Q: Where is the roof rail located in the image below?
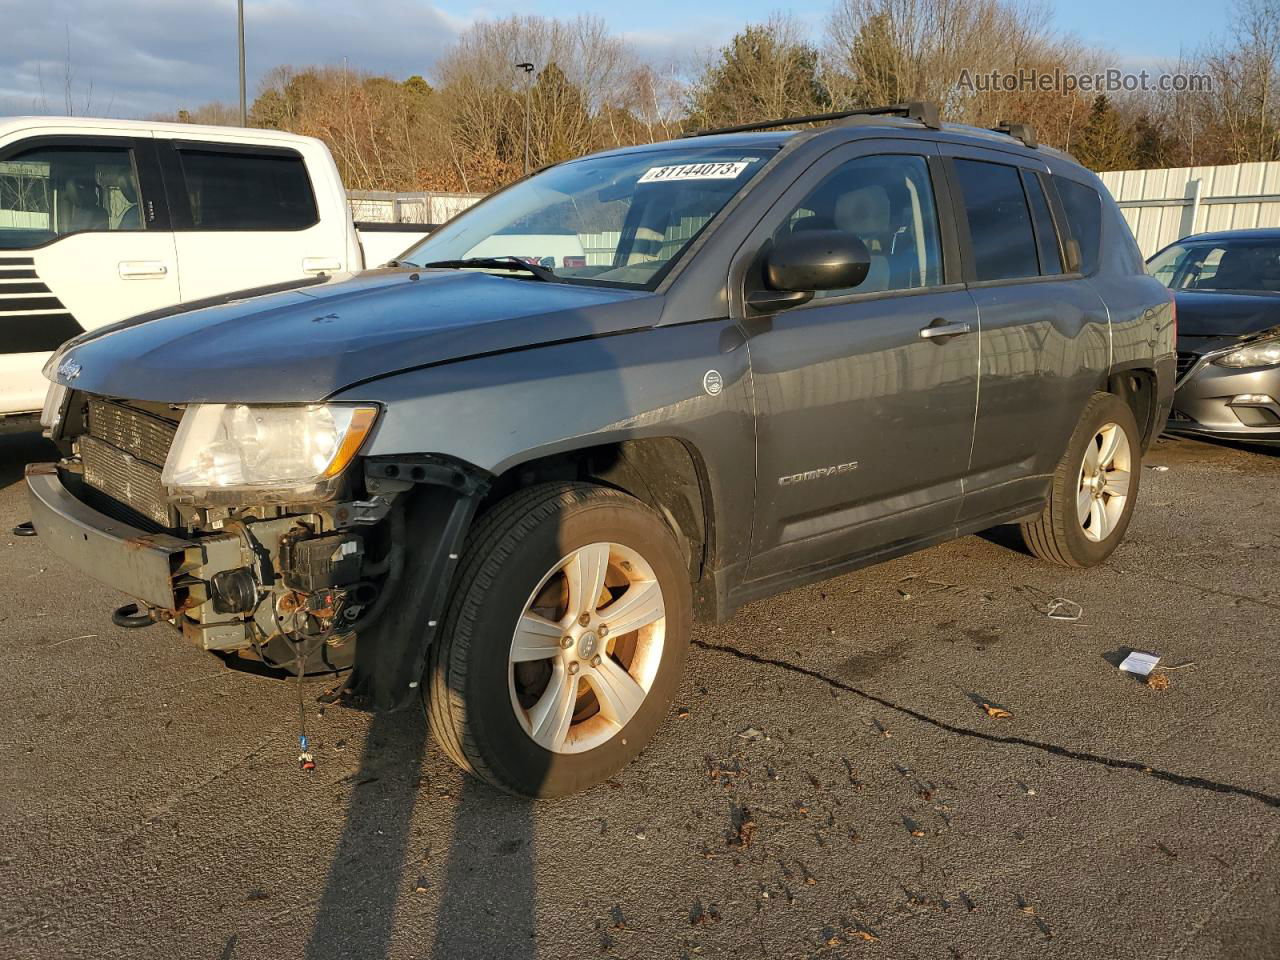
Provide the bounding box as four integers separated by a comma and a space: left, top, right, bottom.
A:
992, 121, 1038, 149
691, 101, 942, 138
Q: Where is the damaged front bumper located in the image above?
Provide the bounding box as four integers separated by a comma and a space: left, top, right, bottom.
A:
27, 462, 198, 611
25, 455, 491, 710
1168, 359, 1280, 444
25, 462, 277, 650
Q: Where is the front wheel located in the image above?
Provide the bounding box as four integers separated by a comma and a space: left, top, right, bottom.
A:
1020, 392, 1141, 567
426, 482, 691, 798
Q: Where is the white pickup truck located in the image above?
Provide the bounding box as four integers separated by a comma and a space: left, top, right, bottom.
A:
0, 117, 432, 429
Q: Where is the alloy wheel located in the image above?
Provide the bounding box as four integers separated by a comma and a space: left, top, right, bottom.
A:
508, 542, 666, 754
1076, 421, 1132, 542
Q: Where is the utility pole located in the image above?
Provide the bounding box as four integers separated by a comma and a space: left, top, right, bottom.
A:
237, 0, 247, 126
516, 62, 534, 175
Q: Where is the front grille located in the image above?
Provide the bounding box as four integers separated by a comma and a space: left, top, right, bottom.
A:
80, 399, 180, 529
1176, 351, 1201, 382
87, 398, 178, 465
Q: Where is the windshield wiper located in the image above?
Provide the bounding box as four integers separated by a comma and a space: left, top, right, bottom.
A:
414, 256, 560, 282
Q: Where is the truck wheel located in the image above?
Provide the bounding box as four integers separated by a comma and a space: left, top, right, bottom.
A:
1020, 392, 1141, 567
426, 482, 691, 798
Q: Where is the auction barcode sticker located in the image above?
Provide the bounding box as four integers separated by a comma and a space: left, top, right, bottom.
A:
638, 160, 751, 183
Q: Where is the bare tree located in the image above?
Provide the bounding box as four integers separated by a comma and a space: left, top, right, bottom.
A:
822, 0, 1107, 153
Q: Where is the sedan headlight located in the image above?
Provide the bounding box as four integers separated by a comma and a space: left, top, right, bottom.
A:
1214, 337, 1280, 368
162, 403, 379, 500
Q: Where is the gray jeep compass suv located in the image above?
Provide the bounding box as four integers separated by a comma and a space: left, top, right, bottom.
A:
25, 103, 1175, 797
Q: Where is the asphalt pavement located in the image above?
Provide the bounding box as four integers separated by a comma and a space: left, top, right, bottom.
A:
1, 429, 1277, 960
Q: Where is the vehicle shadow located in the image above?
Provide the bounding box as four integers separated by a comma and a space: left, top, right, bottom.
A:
0, 430, 56, 491
973, 522, 1033, 556
303, 707, 428, 960
1179, 434, 1280, 459
302, 705, 537, 960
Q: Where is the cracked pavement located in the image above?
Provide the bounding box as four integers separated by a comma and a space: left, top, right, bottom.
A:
1, 430, 1278, 960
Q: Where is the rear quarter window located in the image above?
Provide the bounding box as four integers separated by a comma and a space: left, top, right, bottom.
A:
1055, 177, 1103, 274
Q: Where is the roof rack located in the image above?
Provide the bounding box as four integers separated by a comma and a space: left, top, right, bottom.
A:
992, 121, 1038, 149
692, 101, 942, 138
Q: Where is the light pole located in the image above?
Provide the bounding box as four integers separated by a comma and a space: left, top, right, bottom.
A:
516, 61, 534, 175
237, 0, 247, 126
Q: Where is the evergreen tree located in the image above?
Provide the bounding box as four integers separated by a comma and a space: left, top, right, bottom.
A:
1073, 95, 1135, 171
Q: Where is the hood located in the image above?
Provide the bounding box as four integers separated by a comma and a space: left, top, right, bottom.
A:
1173, 290, 1280, 338
56, 269, 658, 403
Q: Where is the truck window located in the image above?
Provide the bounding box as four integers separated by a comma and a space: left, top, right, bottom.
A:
774, 154, 943, 296
1054, 177, 1103, 275
952, 159, 1040, 281
0, 145, 144, 249
175, 148, 318, 231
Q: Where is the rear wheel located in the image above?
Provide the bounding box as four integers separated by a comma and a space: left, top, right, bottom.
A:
1021, 392, 1141, 567
427, 482, 691, 798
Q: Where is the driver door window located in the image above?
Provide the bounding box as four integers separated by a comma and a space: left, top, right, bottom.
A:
0, 145, 145, 250
773, 154, 943, 297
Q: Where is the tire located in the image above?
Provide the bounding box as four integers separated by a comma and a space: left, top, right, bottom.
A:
426, 481, 692, 798
1020, 391, 1142, 567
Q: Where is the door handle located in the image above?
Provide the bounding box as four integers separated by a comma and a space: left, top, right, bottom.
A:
918, 319, 972, 340
118, 261, 168, 279
302, 257, 343, 275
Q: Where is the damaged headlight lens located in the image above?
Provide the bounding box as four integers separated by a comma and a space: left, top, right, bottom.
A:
162, 403, 379, 495
1214, 337, 1280, 368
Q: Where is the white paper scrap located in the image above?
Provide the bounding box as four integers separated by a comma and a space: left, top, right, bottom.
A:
1118, 651, 1161, 676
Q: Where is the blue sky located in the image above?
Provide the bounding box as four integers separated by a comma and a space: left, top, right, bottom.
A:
0, 0, 1215, 118
435, 0, 1207, 65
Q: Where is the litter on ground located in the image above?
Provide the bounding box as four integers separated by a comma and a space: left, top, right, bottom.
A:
1046, 598, 1083, 621
1118, 651, 1161, 676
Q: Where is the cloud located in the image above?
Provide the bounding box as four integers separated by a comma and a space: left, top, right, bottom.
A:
0, 0, 467, 117
620, 17, 740, 73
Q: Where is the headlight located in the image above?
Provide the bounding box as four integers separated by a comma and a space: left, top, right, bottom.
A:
162, 403, 378, 499
39, 381, 70, 432
1214, 337, 1280, 368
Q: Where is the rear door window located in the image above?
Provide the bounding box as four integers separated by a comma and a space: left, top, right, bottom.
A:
1054, 177, 1103, 274
175, 147, 317, 231
0, 143, 145, 249
1021, 172, 1064, 275
952, 159, 1039, 281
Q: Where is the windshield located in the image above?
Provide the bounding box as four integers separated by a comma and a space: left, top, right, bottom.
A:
399, 147, 775, 288
1148, 238, 1280, 293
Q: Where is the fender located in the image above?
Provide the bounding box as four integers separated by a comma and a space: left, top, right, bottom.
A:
349, 455, 491, 711
331, 319, 758, 584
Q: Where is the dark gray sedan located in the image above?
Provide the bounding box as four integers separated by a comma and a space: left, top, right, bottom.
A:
1150, 228, 1280, 443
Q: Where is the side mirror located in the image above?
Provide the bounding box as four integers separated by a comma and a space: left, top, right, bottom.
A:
748, 230, 872, 312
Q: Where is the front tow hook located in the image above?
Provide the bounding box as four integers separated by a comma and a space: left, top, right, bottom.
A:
112, 602, 162, 629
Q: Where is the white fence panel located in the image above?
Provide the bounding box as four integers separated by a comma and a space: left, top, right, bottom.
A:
346, 190, 485, 225
1099, 160, 1280, 257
